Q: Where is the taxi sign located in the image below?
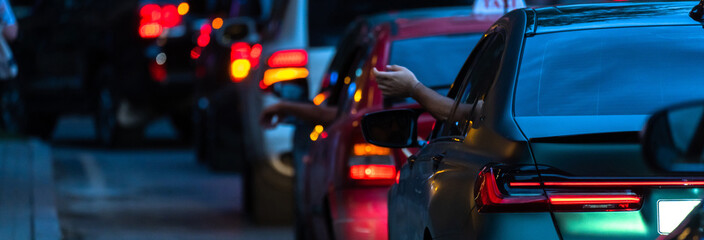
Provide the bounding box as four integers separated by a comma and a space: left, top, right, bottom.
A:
472, 0, 526, 15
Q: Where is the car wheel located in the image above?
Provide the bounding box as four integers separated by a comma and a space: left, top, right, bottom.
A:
247, 162, 295, 225
194, 105, 208, 163
205, 105, 247, 171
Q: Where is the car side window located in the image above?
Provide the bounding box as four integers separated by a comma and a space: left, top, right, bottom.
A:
433, 33, 506, 139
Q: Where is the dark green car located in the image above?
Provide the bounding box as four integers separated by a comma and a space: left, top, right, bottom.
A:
362, 2, 704, 239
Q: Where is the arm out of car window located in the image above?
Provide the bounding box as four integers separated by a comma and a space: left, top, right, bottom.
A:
373, 65, 457, 121
260, 101, 337, 128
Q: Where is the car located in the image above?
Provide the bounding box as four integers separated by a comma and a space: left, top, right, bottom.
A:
299, 6, 501, 239
192, 0, 475, 225
360, 2, 704, 239
94, 0, 231, 146
1, 0, 137, 139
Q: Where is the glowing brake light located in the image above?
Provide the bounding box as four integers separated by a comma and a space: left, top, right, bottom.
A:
475, 165, 643, 213
261, 68, 309, 88
350, 165, 396, 180
138, 4, 182, 38
229, 42, 262, 82
160, 5, 181, 28
268, 49, 307, 67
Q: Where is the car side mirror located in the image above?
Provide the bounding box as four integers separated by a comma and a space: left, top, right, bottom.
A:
215, 17, 259, 46
361, 109, 420, 148
642, 100, 704, 172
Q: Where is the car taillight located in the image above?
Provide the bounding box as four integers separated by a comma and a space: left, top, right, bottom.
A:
229, 42, 262, 82
348, 143, 396, 185
160, 5, 181, 28
475, 164, 643, 213
268, 50, 308, 68
138, 3, 183, 38
260, 49, 308, 89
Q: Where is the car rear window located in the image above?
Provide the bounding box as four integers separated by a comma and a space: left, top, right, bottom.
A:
515, 25, 704, 117
387, 33, 481, 103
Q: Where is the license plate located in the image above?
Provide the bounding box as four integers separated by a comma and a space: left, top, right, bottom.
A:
657, 199, 701, 234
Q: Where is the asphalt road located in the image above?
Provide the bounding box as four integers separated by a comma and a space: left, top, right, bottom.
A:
51, 116, 294, 240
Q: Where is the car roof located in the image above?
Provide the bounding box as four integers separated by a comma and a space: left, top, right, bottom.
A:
531, 1, 701, 34
364, 6, 498, 39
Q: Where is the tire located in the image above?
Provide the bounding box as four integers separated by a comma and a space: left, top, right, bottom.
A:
194, 106, 208, 163
205, 104, 247, 171
247, 162, 295, 225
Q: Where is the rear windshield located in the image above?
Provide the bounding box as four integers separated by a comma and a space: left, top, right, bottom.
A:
515, 26, 704, 117
388, 33, 481, 102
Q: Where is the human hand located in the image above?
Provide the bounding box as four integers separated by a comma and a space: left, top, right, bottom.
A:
372, 65, 420, 98
260, 102, 287, 128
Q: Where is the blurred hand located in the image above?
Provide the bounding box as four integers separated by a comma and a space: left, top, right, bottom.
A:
3, 24, 17, 42
260, 102, 287, 128
372, 65, 420, 98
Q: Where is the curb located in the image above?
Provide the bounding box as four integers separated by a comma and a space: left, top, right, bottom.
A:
29, 139, 61, 240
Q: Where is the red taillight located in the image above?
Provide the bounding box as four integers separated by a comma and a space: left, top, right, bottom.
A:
160, 5, 181, 27
139, 4, 182, 38
350, 165, 396, 180
268, 49, 307, 68
347, 143, 396, 185
549, 194, 641, 211
229, 42, 262, 82
475, 164, 643, 213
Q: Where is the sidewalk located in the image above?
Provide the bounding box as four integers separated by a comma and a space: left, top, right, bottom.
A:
0, 139, 61, 240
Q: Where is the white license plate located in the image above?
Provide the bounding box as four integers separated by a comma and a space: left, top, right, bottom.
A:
657, 199, 701, 234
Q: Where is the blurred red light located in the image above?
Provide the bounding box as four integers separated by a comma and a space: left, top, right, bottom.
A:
349, 165, 396, 180
160, 5, 181, 28
190, 47, 201, 59
200, 23, 212, 35
140, 4, 161, 20
250, 44, 262, 68
197, 35, 210, 47
148, 62, 167, 82
230, 42, 251, 60
268, 49, 307, 67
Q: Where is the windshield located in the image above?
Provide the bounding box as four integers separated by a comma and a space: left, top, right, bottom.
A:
515, 25, 704, 117
387, 33, 481, 103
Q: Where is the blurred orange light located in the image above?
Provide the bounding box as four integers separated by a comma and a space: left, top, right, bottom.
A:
262, 68, 308, 87
177, 2, 189, 15
230, 59, 251, 81
313, 93, 327, 105
212, 17, 224, 29
139, 22, 163, 38
353, 143, 390, 156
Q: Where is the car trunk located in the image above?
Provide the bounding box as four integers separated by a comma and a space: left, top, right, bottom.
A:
529, 140, 704, 239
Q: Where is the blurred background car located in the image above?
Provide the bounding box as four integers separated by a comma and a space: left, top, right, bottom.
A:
299, 6, 499, 239
191, 0, 482, 225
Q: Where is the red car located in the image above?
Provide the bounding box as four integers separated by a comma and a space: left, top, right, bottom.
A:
300, 7, 497, 239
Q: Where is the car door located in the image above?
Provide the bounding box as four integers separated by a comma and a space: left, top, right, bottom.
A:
399, 31, 507, 239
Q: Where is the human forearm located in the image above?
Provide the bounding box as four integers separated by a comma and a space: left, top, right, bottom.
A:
411, 84, 454, 121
